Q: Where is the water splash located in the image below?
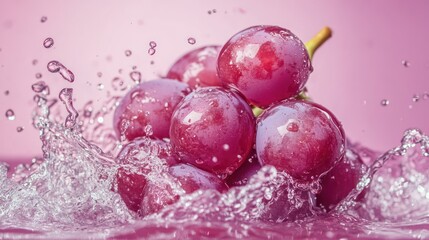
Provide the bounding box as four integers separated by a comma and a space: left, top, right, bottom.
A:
47, 60, 75, 82
58, 88, 79, 128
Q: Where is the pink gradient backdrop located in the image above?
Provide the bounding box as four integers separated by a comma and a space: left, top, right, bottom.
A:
1, 0, 428, 160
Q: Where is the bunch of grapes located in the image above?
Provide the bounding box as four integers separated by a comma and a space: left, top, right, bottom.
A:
112, 25, 368, 217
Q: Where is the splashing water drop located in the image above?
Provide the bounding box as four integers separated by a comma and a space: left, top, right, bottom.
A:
148, 48, 156, 55
31, 81, 49, 94
187, 37, 196, 45
43, 37, 54, 48
129, 71, 142, 84
97, 83, 104, 91
40, 16, 47, 23
149, 41, 157, 48
402, 60, 410, 67
111, 77, 127, 91
380, 99, 389, 106
5, 109, 15, 120
59, 88, 79, 128
125, 50, 132, 57
47, 60, 75, 82
16, 126, 24, 132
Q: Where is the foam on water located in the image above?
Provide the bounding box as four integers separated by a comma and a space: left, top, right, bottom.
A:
1, 83, 429, 239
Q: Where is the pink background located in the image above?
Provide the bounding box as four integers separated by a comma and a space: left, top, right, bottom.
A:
1, 1, 428, 160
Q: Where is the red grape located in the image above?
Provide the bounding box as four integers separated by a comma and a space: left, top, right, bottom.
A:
316, 148, 368, 211
226, 151, 261, 187
140, 163, 228, 216
256, 99, 345, 182
167, 45, 222, 88
217, 25, 312, 108
113, 79, 191, 141
115, 137, 176, 213
170, 87, 256, 176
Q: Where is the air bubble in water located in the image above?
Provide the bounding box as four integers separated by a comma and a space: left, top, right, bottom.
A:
381, 99, 389, 106
111, 77, 127, 91
5, 109, 15, 120
401, 60, 410, 67
125, 50, 132, 57
149, 41, 157, 48
43, 37, 54, 48
16, 126, 24, 132
130, 71, 142, 84
59, 88, 79, 128
40, 16, 47, 23
35, 73, 42, 79
187, 37, 196, 45
148, 48, 156, 55
47, 60, 75, 82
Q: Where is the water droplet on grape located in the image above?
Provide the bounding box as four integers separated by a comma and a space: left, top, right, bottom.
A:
35, 73, 42, 79
195, 159, 204, 165
148, 48, 156, 55
187, 37, 196, 45
111, 77, 127, 91
16, 126, 24, 132
43, 37, 54, 48
144, 125, 153, 136
402, 60, 410, 67
381, 99, 389, 106
59, 88, 79, 128
47, 60, 75, 82
222, 144, 230, 151
97, 83, 104, 91
287, 122, 299, 132
40, 16, 47, 23
129, 71, 142, 84
149, 41, 157, 48
5, 109, 15, 120
125, 50, 132, 57
97, 116, 104, 123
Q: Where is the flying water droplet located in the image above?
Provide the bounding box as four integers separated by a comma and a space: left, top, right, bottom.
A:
31, 81, 50, 95
412, 94, 420, 102
148, 48, 156, 55
125, 50, 132, 57
35, 73, 42, 79
187, 37, 196, 45
32, 59, 38, 65
402, 60, 410, 67
97, 72, 103, 78
43, 37, 54, 48
59, 88, 79, 128
4, 90, 10, 96
381, 99, 389, 106
97, 83, 104, 91
40, 16, 47, 23
149, 41, 157, 48
5, 109, 15, 120
16, 126, 24, 132
47, 60, 75, 82
129, 71, 142, 84
82, 101, 93, 118
287, 122, 299, 132
111, 77, 127, 91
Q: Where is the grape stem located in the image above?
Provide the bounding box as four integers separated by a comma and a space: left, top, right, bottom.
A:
305, 27, 332, 60
252, 27, 332, 117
